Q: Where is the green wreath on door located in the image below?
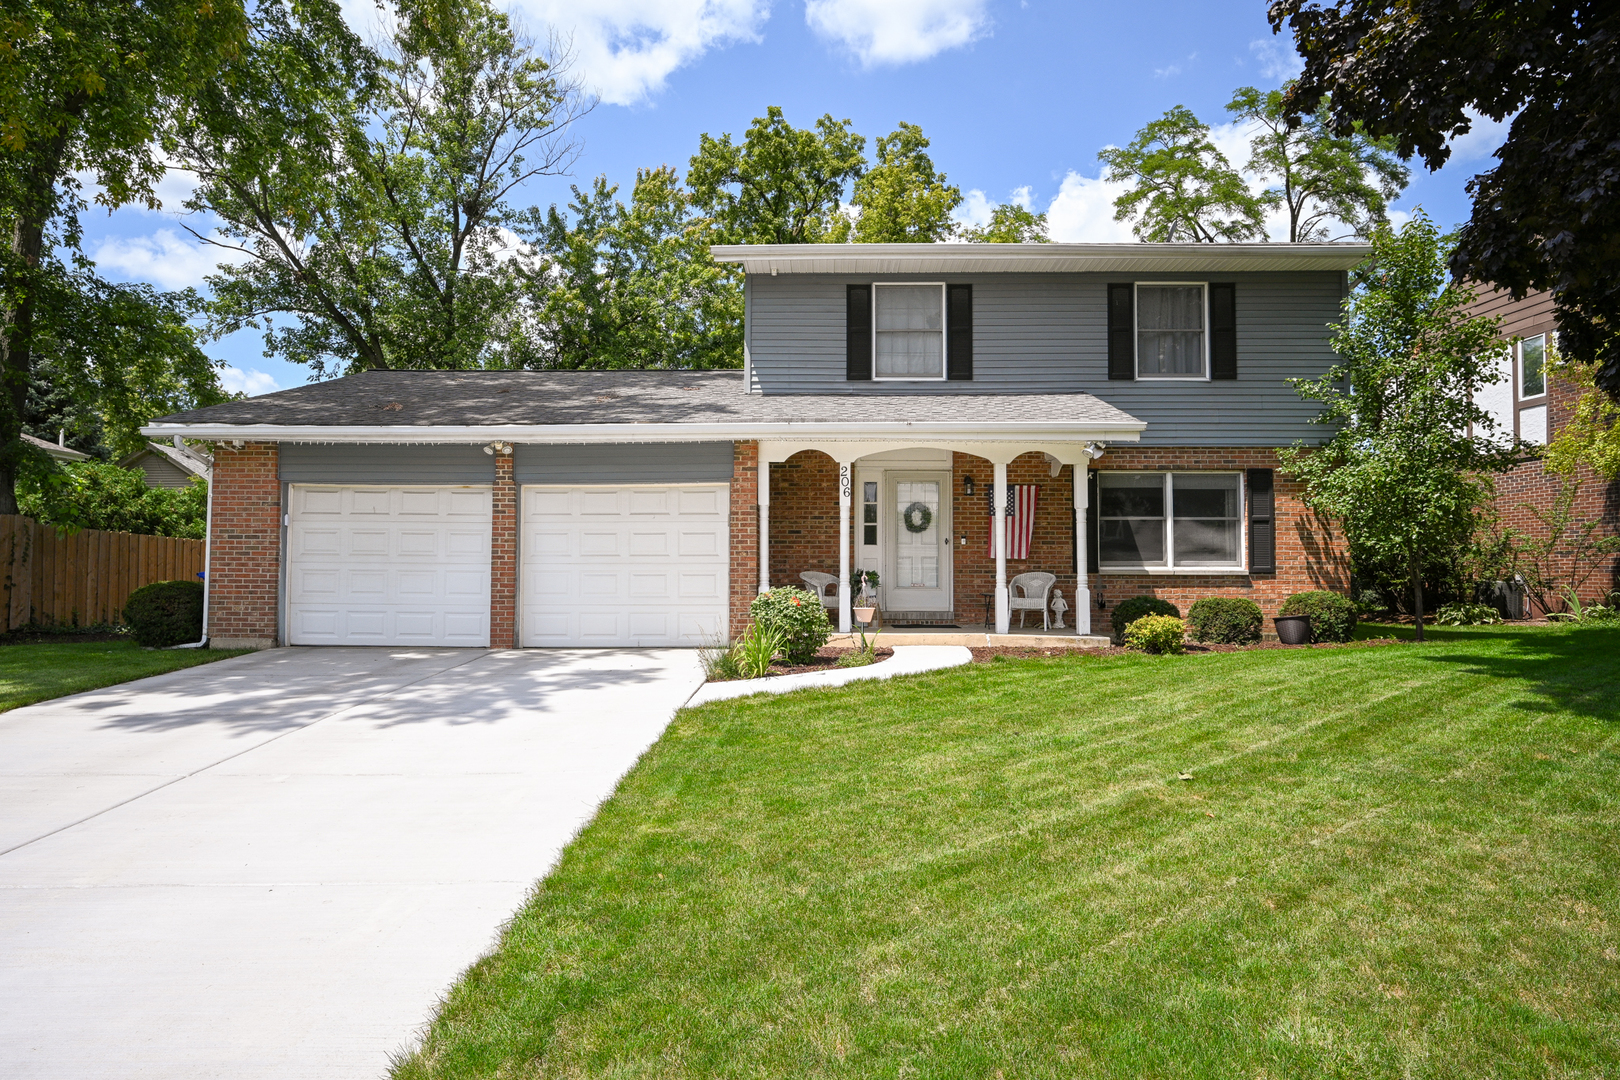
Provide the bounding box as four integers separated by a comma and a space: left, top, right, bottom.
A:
901, 501, 933, 534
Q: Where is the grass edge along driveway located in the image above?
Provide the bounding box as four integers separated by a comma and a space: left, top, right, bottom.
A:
395, 624, 1619, 1080
0, 640, 253, 713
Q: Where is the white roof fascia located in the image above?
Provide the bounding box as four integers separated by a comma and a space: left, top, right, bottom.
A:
140, 420, 1146, 445
709, 242, 1373, 275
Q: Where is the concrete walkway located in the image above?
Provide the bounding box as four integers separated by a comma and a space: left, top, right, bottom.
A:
688, 644, 972, 706
0, 647, 704, 1080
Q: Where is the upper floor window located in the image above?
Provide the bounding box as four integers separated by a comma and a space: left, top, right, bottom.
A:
1136, 284, 1207, 379
873, 283, 945, 380
1099, 471, 1243, 571
1519, 334, 1546, 398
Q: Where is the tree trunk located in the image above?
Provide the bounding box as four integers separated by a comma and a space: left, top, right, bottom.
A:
1411, 557, 1425, 643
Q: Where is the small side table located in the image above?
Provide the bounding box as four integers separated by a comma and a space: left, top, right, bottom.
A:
982, 592, 995, 630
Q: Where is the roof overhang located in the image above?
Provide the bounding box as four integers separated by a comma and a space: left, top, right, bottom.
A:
140, 419, 1146, 445
710, 242, 1372, 275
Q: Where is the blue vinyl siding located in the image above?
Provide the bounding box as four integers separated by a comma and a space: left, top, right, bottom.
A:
747, 272, 1346, 446
513, 442, 734, 484
279, 443, 494, 483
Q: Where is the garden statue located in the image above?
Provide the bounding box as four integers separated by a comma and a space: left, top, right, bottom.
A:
1050, 588, 1068, 630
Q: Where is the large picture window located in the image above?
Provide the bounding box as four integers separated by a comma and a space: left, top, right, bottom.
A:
1136, 283, 1207, 378
1099, 471, 1243, 571
873, 283, 946, 379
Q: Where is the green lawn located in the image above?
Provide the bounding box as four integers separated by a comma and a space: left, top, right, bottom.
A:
395, 624, 1620, 1079
0, 640, 252, 712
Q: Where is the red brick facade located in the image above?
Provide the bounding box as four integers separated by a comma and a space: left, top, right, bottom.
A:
729, 441, 760, 637
208, 442, 281, 648
767, 450, 841, 588
491, 452, 517, 648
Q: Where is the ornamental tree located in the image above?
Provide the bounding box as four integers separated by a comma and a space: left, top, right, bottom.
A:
1280, 212, 1518, 640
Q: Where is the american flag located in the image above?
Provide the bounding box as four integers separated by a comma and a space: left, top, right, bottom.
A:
986, 485, 1039, 559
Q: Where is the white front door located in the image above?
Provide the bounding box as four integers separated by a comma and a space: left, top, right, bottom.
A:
287, 485, 492, 646
521, 484, 729, 647
886, 473, 951, 612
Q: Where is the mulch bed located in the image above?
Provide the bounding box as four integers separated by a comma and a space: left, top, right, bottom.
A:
708, 645, 896, 681
969, 638, 1403, 663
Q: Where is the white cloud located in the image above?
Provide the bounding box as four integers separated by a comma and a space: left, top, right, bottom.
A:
91, 228, 249, 291
805, 0, 990, 66
1043, 170, 1134, 243
220, 368, 281, 397
509, 0, 767, 105
1447, 108, 1513, 163
1249, 37, 1303, 83
954, 185, 1036, 231
1153, 64, 1181, 79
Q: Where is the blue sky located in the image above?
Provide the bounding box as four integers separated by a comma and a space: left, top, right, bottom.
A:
80, 0, 1510, 397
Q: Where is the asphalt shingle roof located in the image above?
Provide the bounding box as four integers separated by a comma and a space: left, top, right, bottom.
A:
154, 370, 1141, 428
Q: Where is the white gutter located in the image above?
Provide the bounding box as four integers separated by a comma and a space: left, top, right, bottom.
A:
141, 419, 1147, 445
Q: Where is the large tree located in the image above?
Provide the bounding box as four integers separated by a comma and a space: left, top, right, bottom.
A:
523, 167, 741, 370
1226, 84, 1408, 242
1280, 212, 1518, 640
961, 202, 1050, 243
1268, 0, 1620, 399
0, 0, 244, 511
1100, 105, 1267, 242
687, 107, 866, 245
174, 0, 587, 378
842, 122, 960, 243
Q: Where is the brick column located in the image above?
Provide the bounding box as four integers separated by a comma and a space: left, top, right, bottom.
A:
490, 450, 518, 648
729, 441, 759, 642
209, 441, 281, 649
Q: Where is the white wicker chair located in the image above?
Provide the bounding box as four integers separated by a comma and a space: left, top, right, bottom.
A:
1009, 572, 1057, 630
799, 571, 839, 611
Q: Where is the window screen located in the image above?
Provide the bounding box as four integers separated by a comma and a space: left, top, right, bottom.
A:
1099, 472, 1166, 565
1520, 334, 1545, 397
874, 284, 945, 378
1172, 474, 1241, 566
1137, 285, 1205, 377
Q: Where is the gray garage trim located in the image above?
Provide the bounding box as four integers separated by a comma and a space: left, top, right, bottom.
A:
279, 443, 495, 483
514, 442, 735, 484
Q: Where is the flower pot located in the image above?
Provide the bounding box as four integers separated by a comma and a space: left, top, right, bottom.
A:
1274, 614, 1312, 645
853, 606, 876, 625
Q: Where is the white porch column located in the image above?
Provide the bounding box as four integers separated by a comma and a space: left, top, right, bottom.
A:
993, 462, 1009, 634
758, 458, 771, 594
1073, 458, 1091, 635
837, 461, 852, 633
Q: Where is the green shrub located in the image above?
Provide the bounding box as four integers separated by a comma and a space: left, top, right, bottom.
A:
1278, 590, 1358, 643
1123, 614, 1186, 654
122, 580, 204, 647
1110, 595, 1181, 639
1186, 596, 1263, 644
749, 587, 832, 664
1434, 602, 1502, 626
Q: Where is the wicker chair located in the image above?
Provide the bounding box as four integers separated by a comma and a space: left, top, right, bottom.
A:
1008, 572, 1057, 630
799, 571, 839, 611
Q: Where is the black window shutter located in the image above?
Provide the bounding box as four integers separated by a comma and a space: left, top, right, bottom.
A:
846, 284, 872, 381
1107, 283, 1134, 380
1247, 468, 1275, 573
947, 284, 973, 380
1086, 470, 1100, 574
1210, 282, 1237, 380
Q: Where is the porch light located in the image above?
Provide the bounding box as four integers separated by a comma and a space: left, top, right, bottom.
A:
963, 475, 975, 496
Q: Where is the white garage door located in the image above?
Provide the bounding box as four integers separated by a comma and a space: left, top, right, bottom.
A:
288, 485, 492, 646
522, 485, 729, 647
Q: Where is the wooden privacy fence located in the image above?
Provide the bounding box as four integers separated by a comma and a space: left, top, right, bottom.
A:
0, 515, 205, 631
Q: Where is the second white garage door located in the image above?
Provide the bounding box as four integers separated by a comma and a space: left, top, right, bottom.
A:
522, 485, 729, 647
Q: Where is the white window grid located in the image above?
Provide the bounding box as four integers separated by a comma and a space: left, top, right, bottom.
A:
1098, 470, 1248, 573
872, 281, 948, 381
1135, 281, 1210, 381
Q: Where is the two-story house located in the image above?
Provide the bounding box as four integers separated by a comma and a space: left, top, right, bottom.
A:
144, 242, 1363, 649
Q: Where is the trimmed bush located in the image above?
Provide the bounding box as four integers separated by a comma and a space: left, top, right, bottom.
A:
1187, 596, 1263, 644
122, 580, 204, 647
749, 586, 832, 664
1278, 590, 1358, 643
1123, 614, 1186, 654
1110, 595, 1181, 639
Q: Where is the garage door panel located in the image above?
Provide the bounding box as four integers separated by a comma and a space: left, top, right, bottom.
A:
288, 485, 491, 647
522, 484, 728, 647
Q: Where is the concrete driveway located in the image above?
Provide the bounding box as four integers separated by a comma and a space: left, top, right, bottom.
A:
0, 646, 704, 1080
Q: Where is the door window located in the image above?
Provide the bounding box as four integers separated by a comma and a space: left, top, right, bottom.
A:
894, 480, 940, 588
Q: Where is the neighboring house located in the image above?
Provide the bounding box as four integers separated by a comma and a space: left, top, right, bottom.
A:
1466, 288, 1619, 610
22, 432, 90, 464
118, 440, 212, 488
143, 242, 1362, 650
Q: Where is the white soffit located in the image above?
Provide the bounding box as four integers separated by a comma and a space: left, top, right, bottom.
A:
709, 242, 1373, 275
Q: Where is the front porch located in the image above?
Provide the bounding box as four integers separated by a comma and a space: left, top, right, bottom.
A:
754, 439, 1108, 639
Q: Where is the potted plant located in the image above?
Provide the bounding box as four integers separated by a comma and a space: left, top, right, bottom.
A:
1273, 613, 1312, 644
850, 568, 880, 625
